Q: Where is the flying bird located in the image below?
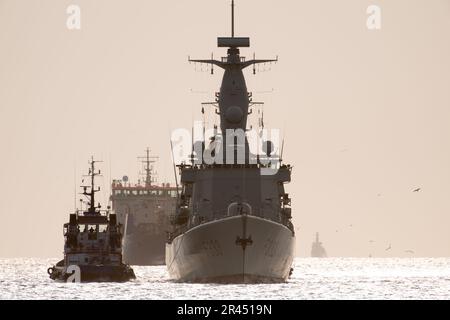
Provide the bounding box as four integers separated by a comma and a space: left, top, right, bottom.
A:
413, 188, 421, 192
405, 250, 415, 254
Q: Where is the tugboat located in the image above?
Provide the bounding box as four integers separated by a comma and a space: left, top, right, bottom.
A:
166, 1, 295, 283
48, 158, 135, 282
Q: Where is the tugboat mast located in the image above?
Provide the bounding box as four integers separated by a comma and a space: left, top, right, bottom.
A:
83, 157, 102, 215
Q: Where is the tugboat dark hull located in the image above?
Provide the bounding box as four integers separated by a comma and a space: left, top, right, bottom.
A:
166, 215, 295, 283
48, 262, 136, 283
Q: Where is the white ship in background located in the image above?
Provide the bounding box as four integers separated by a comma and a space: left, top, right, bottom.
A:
111, 148, 178, 265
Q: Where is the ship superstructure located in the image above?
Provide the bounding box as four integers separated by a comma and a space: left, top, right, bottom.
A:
166, 1, 295, 283
110, 148, 178, 265
48, 158, 135, 282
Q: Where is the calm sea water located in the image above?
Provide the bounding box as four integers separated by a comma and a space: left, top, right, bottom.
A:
1, 258, 449, 300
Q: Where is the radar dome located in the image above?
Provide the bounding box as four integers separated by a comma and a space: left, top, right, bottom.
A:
225, 106, 243, 124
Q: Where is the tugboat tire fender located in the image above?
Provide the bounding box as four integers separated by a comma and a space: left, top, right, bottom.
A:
47, 267, 54, 275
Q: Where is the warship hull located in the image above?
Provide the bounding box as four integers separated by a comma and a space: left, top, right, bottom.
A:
166, 215, 295, 283
123, 232, 166, 266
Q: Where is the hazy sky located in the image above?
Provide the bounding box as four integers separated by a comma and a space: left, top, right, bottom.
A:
0, 0, 449, 258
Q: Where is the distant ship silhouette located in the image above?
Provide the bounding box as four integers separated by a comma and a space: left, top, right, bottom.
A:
311, 232, 327, 258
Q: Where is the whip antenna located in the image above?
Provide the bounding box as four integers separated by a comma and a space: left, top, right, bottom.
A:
170, 139, 180, 197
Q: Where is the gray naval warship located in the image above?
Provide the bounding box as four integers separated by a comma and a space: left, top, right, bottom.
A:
166, 1, 295, 283
48, 158, 135, 282
110, 149, 178, 265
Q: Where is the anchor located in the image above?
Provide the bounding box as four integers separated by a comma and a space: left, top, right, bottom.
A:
235, 235, 253, 250
234, 204, 253, 250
